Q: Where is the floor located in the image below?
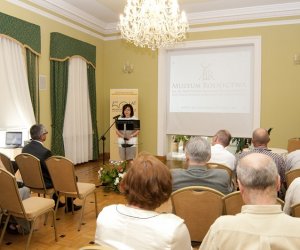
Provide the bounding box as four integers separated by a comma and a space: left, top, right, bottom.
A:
0, 159, 199, 250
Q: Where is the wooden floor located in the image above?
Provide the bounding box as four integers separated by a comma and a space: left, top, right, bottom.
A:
0, 160, 190, 250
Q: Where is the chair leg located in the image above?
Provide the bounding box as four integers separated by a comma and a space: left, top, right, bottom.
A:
25, 220, 35, 250
94, 191, 98, 217
78, 197, 87, 231
0, 214, 10, 246
51, 209, 58, 242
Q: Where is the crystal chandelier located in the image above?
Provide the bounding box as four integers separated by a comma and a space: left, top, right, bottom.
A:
118, 0, 189, 51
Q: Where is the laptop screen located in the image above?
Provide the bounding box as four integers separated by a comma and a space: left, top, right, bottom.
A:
6, 132, 22, 146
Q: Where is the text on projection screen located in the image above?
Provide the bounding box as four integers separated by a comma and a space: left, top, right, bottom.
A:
169, 46, 251, 113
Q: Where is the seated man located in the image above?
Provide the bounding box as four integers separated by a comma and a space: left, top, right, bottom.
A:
286, 149, 300, 171
235, 128, 286, 195
209, 129, 235, 171
172, 137, 232, 195
200, 154, 300, 250
22, 124, 81, 211
283, 177, 300, 215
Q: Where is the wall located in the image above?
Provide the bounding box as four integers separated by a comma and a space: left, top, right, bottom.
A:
2, 0, 300, 154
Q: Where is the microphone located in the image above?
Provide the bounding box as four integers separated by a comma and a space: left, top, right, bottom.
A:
113, 114, 121, 120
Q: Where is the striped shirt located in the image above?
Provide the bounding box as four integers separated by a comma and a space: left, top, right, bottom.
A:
235, 147, 286, 183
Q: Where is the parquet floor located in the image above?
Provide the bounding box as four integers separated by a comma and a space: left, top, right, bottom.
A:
0, 160, 187, 250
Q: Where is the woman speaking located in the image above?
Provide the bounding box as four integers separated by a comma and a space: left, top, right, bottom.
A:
116, 104, 140, 160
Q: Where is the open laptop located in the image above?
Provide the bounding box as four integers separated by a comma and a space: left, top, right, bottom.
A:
5, 131, 22, 148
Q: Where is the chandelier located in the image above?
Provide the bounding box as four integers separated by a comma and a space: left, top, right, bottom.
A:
118, 0, 189, 51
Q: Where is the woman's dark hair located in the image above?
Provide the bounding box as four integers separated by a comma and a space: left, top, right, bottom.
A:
122, 104, 134, 117
120, 152, 172, 210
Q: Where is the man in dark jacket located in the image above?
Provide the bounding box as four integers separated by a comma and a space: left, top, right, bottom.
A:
22, 124, 81, 211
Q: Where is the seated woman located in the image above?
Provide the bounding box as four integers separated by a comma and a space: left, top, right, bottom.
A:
95, 153, 191, 250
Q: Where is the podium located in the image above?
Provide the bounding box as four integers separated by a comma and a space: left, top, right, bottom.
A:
116, 119, 140, 160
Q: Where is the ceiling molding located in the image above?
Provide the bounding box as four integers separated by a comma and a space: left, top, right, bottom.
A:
188, 2, 300, 25
6, 0, 300, 41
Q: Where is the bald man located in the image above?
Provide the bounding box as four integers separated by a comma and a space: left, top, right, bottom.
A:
200, 153, 300, 250
235, 128, 286, 193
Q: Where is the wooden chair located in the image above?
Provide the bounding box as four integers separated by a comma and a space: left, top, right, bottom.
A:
0, 168, 57, 250
223, 191, 284, 215
46, 156, 98, 231
223, 191, 245, 215
0, 152, 15, 174
286, 168, 300, 188
206, 162, 236, 190
15, 153, 54, 197
171, 186, 224, 242
79, 244, 115, 250
291, 202, 300, 217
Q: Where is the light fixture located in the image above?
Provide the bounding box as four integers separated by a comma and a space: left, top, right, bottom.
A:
123, 61, 134, 74
118, 0, 189, 51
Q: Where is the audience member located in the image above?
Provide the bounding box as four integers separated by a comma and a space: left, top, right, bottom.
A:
235, 128, 286, 192
200, 153, 300, 250
209, 129, 235, 171
22, 124, 81, 211
283, 177, 300, 215
0, 158, 30, 234
95, 153, 192, 250
172, 137, 232, 194
286, 149, 300, 171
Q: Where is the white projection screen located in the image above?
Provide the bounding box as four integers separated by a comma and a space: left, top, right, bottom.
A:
157, 37, 261, 154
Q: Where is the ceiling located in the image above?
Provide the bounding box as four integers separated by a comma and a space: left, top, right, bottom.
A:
20, 0, 300, 36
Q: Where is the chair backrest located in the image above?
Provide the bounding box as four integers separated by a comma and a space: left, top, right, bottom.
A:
286, 169, 300, 188
46, 156, 78, 194
0, 152, 15, 174
291, 202, 300, 217
15, 153, 46, 191
171, 186, 224, 242
223, 191, 285, 215
0, 168, 26, 218
223, 191, 245, 215
206, 162, 233, 180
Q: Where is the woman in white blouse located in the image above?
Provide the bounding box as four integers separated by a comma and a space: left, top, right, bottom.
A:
95, 153, 191, 250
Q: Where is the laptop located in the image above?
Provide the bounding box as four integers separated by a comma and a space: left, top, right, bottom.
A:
5, 131, 22, 148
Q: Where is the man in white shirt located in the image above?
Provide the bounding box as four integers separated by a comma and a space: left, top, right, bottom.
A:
209, 130, 235, 171
286, 149, 300, 171
200, 153, 300, 250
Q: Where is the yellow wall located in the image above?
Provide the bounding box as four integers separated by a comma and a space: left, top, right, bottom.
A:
1, 0, 300, 153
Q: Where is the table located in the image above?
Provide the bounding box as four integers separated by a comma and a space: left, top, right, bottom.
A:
0, 147, 22, 160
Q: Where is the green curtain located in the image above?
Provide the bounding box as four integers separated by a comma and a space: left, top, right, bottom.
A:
87, 64, 99, 160
50, 32, 98, 160
50, 60, 69, 155
0, 12, 41, 53
26, 48, 39, 121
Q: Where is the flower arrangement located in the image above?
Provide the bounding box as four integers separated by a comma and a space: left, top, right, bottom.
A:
98, 160, 127, 192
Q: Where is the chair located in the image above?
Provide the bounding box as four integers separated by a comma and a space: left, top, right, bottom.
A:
45, 156, 98, 231
223, 191, 284, 215
206, 162, 236, 190
0, 152, 15, 174
291, 202, 300, 217
171, 186, 224, 242
0, 168, 57, 250
15, 153, 54, 197
79, 244, 115, 250
223, 191, 245, 215
286, 168, 300, 188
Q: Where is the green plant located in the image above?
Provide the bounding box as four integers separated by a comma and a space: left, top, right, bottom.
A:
172, 135, 191, 143
98, 160, 127, 192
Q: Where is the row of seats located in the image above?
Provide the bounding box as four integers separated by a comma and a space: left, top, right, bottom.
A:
170, 186, 285, 243
0, 152, 98, 250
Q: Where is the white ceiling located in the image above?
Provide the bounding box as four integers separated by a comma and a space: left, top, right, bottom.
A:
20, 0, 300, 35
